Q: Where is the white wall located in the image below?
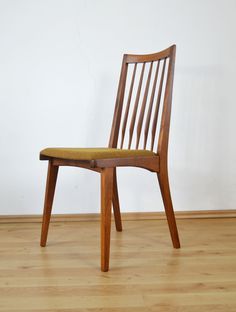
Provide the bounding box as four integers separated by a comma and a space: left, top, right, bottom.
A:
0, 0, 235, 215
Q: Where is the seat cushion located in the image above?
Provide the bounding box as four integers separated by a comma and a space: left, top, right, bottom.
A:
40, 147, 156, 161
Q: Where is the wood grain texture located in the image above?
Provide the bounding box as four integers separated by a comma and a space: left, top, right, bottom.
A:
120, 63, 137, 149
39, 45, 179, 271
128, 62, 145, 149
136, 61, 153, 149
112, 168, 122, 232
0, 218, 236, 310
157, 171, 180, 248
2, 210, 235, 224
101, 168, 114, 271
151, 58, 166, 151
40, 161, 59, 247
125, 45, 173, 63
144, 60, 160, 149
94, 155, 159, 172
109, 55, 128, 148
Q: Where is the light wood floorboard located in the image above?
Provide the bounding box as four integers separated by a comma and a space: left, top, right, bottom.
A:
0, 218, 236, 311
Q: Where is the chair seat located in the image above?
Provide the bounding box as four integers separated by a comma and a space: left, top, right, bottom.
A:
40, 147, 156, 161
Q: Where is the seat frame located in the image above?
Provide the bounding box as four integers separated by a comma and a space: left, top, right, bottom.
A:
40, 45, 180, 272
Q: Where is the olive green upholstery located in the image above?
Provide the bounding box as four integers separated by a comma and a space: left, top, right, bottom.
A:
40, 147, 156, 161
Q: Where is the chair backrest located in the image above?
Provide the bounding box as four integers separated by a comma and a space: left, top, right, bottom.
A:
109, 45, 176, 156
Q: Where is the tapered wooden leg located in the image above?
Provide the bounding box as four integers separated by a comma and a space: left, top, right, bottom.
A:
40, 161, 59, 247
101, 168, 113, 272
157, 170, 180, 248
112, 168, 122, 232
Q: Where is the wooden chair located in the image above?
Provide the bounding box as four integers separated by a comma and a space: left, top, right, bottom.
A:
40, 45, 180, 271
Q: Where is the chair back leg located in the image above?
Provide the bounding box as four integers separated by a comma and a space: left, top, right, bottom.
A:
101, 168, 114, 272
40, 161, 59, 247
112, 168, 122, 232
157, 171, 180, 249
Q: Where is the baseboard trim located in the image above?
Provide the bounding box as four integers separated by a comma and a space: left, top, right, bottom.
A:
0, 210, 235, 223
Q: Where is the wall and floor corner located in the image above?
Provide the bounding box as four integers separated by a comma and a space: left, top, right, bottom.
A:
0, 0, 236, 216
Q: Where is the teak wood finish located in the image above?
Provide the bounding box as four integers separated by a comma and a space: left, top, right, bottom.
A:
40, 45, 180, 271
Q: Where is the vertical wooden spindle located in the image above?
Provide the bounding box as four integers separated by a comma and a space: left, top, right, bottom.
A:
143, 61, 160, 149
128, 63, 145, 149
135, 62, 153, 149
151, 58, 167, 151
120, 63, 137, 148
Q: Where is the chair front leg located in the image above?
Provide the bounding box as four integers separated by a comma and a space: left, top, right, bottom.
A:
112, 168, 122, 232
40, 161, 59, 247
101, 167, 114, 272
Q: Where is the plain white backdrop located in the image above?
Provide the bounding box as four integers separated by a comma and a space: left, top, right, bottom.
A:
0, 0, 235, 215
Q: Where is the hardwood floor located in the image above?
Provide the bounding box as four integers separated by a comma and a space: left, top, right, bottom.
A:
0, 218, 235, 311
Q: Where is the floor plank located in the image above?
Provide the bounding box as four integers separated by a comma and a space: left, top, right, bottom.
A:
0, 218, 236, 311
